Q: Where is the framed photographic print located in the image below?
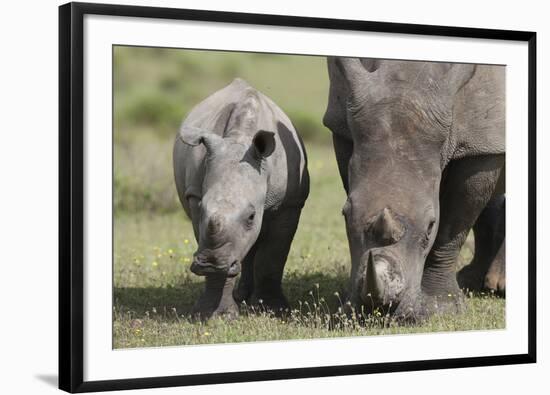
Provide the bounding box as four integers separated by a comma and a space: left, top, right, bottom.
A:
59, 1, 536, 392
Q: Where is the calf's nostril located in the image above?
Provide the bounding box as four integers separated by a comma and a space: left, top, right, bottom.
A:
227, 260, 241, 277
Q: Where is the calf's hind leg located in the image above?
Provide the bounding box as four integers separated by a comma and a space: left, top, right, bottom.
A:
250, 207, 302, 314
421, 155, 504, 314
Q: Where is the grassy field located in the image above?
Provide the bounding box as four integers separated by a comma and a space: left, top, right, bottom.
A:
113, 46, 504, 349
113, 143, 504, 348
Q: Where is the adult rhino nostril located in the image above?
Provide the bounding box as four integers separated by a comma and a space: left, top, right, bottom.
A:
371, 207, 405, 246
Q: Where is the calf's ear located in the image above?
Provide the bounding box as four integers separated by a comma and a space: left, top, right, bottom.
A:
252, 130, 276, 159
179, 125, 222, 153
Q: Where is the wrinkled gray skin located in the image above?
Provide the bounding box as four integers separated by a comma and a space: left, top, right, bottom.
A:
458, 194, 506, 295
323, 58, 505, 320
173, 78, 309, 319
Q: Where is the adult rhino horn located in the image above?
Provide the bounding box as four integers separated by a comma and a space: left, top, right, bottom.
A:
363, 251, 384, 303
372, 207, 405, 246
179, 125, 223, 153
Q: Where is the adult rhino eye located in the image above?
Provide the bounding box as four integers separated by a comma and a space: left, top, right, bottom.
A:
427, 219, 436, 237
248, 212, 255, 221
421, 219, 436, 250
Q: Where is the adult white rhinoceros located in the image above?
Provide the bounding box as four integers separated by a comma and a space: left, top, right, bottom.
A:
323, 58, 505, 320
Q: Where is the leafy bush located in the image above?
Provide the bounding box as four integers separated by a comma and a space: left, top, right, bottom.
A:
117, 91, 184, 135
288, 110, 331, 145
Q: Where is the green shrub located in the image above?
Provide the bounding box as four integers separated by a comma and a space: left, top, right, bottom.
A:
120, 91, 183, 133
288, 110, 331, 145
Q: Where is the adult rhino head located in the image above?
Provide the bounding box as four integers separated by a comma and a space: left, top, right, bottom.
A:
324, 57, 478, 318
179, 124, 276, 278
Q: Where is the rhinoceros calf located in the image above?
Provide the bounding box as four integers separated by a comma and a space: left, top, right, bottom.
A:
323, 58, 505, 319
173, 78, 309, 318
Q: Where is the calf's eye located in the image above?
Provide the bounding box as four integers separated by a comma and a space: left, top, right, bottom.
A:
244, 211, 256, 230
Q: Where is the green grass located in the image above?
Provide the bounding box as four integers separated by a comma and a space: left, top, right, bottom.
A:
113, 143, 504, 349
114, 295, 504, 348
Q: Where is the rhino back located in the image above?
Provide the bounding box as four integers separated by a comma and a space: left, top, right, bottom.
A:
324, 59, 505, 161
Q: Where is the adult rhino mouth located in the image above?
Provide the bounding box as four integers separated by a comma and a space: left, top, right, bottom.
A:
190, 259, 241, 277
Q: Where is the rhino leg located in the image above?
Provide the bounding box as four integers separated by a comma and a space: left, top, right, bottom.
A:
192, 274, 238, 320
233, 243, 258, 304
484, 239, 506, 295
421, 155, 504, 315
457, 195, 505, 294
250, 207, 302, 315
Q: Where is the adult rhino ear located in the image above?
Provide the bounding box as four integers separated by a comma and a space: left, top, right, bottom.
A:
446, 64, 477, 95
333, 57, 370, 89
179, 125, 223, 153
252, 130, 276, 159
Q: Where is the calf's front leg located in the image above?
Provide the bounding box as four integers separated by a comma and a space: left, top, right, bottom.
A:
192, 274, 238, 320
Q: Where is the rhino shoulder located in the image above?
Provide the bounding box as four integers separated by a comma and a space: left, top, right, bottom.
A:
451, 65, 505, 159
179, 79, 257, 136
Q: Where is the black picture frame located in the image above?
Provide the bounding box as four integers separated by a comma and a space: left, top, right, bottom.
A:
59, 2, 537, 393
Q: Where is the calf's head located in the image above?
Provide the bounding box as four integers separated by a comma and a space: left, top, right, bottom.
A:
179, 122, 275, 278
329, 58, 475, 317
